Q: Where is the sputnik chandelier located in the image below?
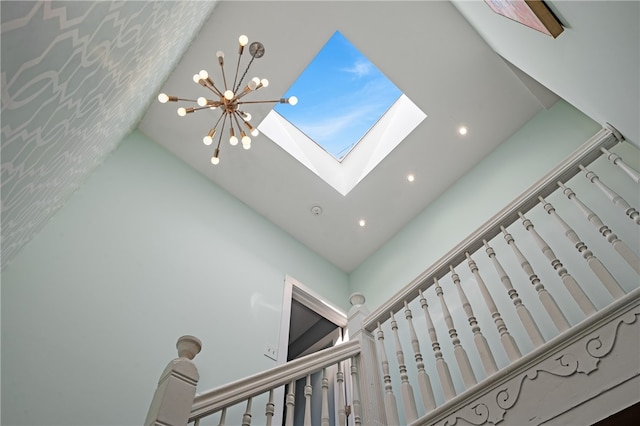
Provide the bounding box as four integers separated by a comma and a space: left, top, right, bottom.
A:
157, 35, 297, 165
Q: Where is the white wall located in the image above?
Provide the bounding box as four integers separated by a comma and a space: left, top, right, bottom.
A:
0, 130, 350, 426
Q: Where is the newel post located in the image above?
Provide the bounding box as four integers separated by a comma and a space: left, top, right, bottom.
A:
347, 293, 387, 425
145, 335, 202, 426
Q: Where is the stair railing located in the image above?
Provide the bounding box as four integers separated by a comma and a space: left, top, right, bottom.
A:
355, 125, 639, 425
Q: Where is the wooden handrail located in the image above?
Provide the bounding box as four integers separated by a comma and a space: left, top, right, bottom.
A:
189, 339, 361, 422
362, 126, 622, 332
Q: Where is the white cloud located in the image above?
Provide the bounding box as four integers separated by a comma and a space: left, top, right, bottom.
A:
341, 59, 373, 78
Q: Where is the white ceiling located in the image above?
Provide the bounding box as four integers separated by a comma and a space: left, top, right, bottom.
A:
2, 1, 638, 273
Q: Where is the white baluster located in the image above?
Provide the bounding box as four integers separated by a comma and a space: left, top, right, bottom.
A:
449, 265, 498, 376
304, 374, 312, 426
433, 277, 477, 388
483, 239, 546, 345
336, 363, 347, 426
417, 291, 456, 400
601, 147, 640, 184
519, 212, 597, 316
539, 196, 625, 299
217, 408, 226, 426
350, 357, 362, 426
284, 380, 295, 426
581, 165, 640, 225
501, 228, 571, 332
265, 390, 275, 426
242, 398, 252, 426
390, 311, 419, 422
466, 252, 522, 362
376, 323, 400, 425
403, 300, 437, 410
559, 182, 640, 275
321, 368, 329, 426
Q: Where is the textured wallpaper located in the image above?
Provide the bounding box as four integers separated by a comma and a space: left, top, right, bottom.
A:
1, 1, 217, 269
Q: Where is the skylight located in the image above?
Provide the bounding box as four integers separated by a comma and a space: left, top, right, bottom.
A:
260, 31, 426, 196
274, 31, 402, 161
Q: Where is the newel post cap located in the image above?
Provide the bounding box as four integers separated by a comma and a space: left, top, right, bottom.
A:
349, 292, 366, 307
176, 335, 202, 360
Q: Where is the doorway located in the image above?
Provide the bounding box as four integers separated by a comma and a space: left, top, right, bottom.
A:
273, 275, 349, 425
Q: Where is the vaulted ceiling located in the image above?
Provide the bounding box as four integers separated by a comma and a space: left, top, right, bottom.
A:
2, 1, 638, 272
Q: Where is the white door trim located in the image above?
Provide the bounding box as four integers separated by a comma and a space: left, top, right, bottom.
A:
271, 275, 348, 425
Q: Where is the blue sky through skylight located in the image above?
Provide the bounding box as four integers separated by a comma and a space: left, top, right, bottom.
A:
274, 31, 402, 161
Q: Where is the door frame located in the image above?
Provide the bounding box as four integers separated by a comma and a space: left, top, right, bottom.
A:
272, 274, 349, 425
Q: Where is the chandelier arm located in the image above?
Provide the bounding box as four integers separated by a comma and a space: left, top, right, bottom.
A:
219, 58, 229, 93
232, 112, 245, 134
237, 100, 283, 105
210, 110, 226, 130
234, 54, 256, 94
203, 80, 224, 98
232, 50, 244, 96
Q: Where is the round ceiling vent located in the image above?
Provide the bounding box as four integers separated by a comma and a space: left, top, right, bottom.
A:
311, 205, 323, 216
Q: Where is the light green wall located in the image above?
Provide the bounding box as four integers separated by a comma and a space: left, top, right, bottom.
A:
349, 100, 602, 310
1, 130, 349, 426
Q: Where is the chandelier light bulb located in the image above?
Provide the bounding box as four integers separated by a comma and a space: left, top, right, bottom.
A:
242, 112, 252, 121
251, 128, 259, 137
239, 35, 249, 46
203, 135, 213, 145
211, 156, 220, 165
216, 50, 224, 59
193, 74, 201, 83
260, 78, 269, 88
158, 93, 169, 103
224, 90, 234, 100
230, 136, 238, 146
251, 77, 261, 86
177, 107, 187, 117
248, 80, 258, 91
197, 97, 208, 106
241, 133, 251, 145
288, 96, 298, 106
243, 142, 251, 150
199, 70, 209, 80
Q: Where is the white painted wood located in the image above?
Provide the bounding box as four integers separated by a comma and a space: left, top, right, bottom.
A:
449, 265, 498, 376
362, 128, 619, 332
539, 196, 626, 299
144, 335, 201, 426
466, 253, 522, 362
601, 147, 640, 184
484, 239, 546, 345
217, 408, 226, 426
559, 182, 640, 275
408, 287, 640, 426
403, 300, 437, 410
242, 398, 252, 426
375, 323, 401, 425
433, 277, 478, 388
265, 390, 274, 426
518, 212, 597, 316
417, 293, 457, 400
304, 375, 312, 426
190, 339, 360, 420
336, 363, 347, 426
390, 311, 419, 421
284, 380, 295, 426
321, 368, 330, 426
500, 230, 571, 333
350, 357, 362, 426
581, 164, 640, 225
347, 294, 387, 425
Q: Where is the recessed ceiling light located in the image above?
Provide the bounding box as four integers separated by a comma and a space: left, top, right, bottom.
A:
358, 219, 367, 227
407, 173, 415, 182
458, 126, 468, 136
